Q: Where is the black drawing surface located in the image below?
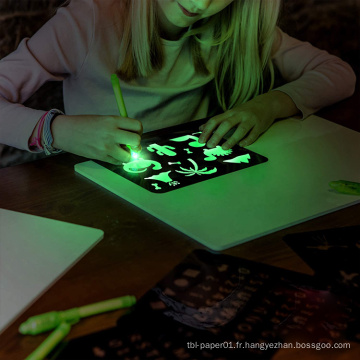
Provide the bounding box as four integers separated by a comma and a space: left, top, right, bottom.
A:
96, 120, 268, 193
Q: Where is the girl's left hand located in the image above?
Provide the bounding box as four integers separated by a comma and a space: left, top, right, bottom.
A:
198, 91, 297, 149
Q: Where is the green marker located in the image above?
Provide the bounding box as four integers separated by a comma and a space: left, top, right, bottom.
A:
19, 295, 136, 335
329, 180, 360, 195
25, 322, 71, 360
111, 73, 139, 159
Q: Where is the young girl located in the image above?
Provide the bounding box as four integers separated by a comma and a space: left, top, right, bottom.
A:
0, 0, 356, 165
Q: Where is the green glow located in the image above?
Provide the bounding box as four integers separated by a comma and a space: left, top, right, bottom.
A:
169, 181, 180, 187
170, 135, 205, 148
176, 159, 217, 176
204, 146, 232, 161
189, 140, 205, 147
123, 158, 162, 173
184, 148, 193, 154
131, 151, 139, 160
147, 144, 177, 156
170, 135, 192, 142
145, 171, 173, 183
223, 154, 251, 164
168, 161, 181, 165
151, 183, 162, 190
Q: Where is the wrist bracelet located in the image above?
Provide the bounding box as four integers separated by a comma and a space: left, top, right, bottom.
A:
29, 112, 48, 151
41, 109, 64, 155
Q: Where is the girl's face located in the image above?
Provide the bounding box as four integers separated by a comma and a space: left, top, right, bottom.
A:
156, 0, 233, 39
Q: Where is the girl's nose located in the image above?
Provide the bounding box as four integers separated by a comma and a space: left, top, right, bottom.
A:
190, 0, 211, 11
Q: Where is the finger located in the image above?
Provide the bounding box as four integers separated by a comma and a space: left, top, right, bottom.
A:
222, 124, 253, 149
198, 115, 224, 144
131, 144, 142, 153
108, 144, 131, 163
115, 130, 141, 148
206, 120, 235, 148
239, 126, 261, 147
104, 154, 124, 166
115, 117, 143, 134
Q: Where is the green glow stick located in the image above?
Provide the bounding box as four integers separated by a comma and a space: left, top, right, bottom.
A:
19, 295, 136, 335
25, 322, 71, 360
111, 74, 139, 159
111, 73, 128, 117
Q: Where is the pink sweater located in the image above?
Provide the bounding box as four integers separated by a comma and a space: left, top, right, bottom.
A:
0, 0, 356, 151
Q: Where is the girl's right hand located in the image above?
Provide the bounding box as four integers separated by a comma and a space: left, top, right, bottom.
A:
51, 115, 142, 164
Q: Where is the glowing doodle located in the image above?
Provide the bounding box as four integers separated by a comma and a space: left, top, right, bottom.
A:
169, 181, 180, 187
145, 171, 173, 183
123, 158, 162, 173
223, 154, 251, 164
170, 135, 194, 142
170, 134, 206, 148
176, 159, 217, 176
189, 139, 205, 147
203, 146, 232, 161
100, 125, 268, 193
151, 183, 162, 190
147, 144, 177, 156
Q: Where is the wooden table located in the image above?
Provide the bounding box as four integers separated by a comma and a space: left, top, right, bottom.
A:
0, 91, 359, 359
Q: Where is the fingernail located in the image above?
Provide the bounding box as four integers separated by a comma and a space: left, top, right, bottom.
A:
208, 141, 215, 148
222, 144, 229, 150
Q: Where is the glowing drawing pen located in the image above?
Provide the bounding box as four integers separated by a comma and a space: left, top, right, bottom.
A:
329, 180, 360, 195
111, 73, 139, 159
25, 322, 71, 360
19, 295, 136, 335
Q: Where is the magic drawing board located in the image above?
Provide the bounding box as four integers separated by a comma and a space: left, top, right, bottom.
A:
75, 116, 360, 251
96, 121, 268, 193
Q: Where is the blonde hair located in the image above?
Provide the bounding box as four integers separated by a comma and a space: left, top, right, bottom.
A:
117, 0, 281, 111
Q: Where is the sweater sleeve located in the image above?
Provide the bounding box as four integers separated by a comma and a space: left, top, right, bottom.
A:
0, 0, 94, 150
271, 27, 356, 119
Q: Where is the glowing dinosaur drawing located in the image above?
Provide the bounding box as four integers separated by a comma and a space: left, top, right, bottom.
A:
122, 158, 162, 174
170, 134, 205, 148
203, 146, 232, 161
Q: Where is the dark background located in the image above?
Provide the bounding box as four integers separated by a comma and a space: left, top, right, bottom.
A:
0, 0, 359, 167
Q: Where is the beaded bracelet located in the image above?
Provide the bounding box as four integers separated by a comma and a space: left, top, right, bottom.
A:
41, 109, 64, 155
